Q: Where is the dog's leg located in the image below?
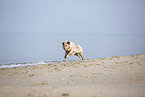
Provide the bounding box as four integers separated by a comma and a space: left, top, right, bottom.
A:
66, 51, 71, 57
74, 53, 81, 58
63, 56, 67, 61
81, 55, 84, 60
63, 51, 71, 61
63, 52, 68, 61
79, 53, 84, 60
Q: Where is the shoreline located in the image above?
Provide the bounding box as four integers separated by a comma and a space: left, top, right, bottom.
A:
0, 54, 145, 97
0, 54, 144, 69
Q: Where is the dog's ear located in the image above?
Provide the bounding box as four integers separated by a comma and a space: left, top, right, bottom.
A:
62, 42, 64, 46
67, 41, 70, 45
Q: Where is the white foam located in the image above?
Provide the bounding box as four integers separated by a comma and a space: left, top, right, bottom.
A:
0, 62, 50, 69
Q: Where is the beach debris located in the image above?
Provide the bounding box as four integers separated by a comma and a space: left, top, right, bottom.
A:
62, 93, 69, 96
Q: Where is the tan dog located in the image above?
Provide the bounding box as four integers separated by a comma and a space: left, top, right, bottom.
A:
62, 41, 84, 61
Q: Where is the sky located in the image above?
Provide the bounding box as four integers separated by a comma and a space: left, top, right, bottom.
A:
0, 0, 145, 34
0, 0, 145, 64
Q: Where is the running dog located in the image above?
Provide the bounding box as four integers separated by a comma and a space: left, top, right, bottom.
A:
62, 41, 84, 61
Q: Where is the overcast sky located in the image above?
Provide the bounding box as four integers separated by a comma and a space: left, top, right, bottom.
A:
0, 0, 145, 34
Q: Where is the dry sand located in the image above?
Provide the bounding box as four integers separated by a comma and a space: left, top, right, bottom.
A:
0, 54, 145, 97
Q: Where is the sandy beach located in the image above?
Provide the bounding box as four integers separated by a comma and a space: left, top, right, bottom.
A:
0, 54, 145, 97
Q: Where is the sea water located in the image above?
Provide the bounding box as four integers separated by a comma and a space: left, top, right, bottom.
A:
0, 33, 145, 69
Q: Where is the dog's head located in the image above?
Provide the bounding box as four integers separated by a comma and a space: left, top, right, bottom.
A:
62, 41, 71, 51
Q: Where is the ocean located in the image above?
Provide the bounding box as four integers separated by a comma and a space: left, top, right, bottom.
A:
0, 33, 145, 69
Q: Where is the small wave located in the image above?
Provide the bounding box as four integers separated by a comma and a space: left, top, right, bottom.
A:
0, 61, 51, 69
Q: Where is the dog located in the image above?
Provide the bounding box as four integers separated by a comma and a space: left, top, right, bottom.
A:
62, 41, 84, 61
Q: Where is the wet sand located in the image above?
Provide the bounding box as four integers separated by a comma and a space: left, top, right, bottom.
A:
0, 54, 145, 97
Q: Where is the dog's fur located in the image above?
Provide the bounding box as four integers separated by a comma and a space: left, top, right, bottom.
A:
62, 41, 84, 61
